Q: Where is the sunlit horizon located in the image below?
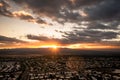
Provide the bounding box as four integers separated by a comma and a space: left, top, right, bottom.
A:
0, 42, 119, 50
0, 0, 120, 51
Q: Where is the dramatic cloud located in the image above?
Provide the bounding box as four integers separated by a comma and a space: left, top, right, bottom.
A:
26, 34, 61, 42
0, 35, 34, 49
0, 0, 48, 24
12, 11, 34, 21
12, 11, 47, 24
59, 29, 118, 44
11, 0, 105, 21
25, 34, 120, 49
0, 0, 12, 17
0, 35, 26, 44
1, 0, 120, 23
27, 34, 50, 41
26, 30, 117, 44
0, 0, 120, 48
87, 23, 113, 29
85, 0, 120, 21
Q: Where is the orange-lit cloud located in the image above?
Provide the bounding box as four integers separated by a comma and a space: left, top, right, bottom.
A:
66, 43, 119, 50
37, 42, 116, 49
0, 35, 119, 50
79, 10, 88, 17
69, 0, 76, 5
13, 11, 32, 17
0, 3, 3, 7
12, 11, 34, 21
12, 11, 49, 24
0, 41, 120, 50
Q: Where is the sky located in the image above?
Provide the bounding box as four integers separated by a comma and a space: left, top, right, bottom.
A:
0, 0, 120, 50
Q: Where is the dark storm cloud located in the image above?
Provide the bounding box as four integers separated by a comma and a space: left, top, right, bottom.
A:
72, 0, 104, 7
11, 0, 105, 21
0, 0, 119, 23
12, 0, 104, 7
86, 0, 120, 21
0, 35, 26, 44
12, 0, 67, 19
1, 0, 119, 23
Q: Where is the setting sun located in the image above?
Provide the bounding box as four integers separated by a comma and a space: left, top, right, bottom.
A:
52, 45, 58, 49
40, 45, 59, 54
40, 45, 59, 49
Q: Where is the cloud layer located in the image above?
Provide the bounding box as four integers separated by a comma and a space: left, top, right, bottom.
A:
0, 35, 27, 48
0, 0, 120, 48
0, 35, 26, 43
11, 0, 120, 21
0, 0, 48, 24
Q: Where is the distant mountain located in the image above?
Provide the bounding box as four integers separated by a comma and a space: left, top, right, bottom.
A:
0, 48, 120, 57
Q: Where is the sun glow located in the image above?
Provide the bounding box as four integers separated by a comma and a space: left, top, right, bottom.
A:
66, 43, 118, 49
40, 45, 59, 54
40, 45, 59, 49
52, 45, 58, 49
0, 41, 119, 50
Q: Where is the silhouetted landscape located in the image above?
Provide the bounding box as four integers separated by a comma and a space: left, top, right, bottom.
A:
0, 49, 120, 80
0, 48, 120, 57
